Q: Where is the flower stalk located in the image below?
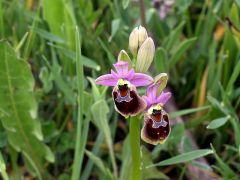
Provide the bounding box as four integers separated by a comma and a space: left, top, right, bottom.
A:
129, 115, 141, 180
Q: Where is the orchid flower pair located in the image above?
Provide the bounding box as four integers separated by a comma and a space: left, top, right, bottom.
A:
96, 60, 171, 145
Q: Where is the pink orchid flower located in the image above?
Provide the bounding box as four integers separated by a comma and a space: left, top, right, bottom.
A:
141, 83, 172, 145
95, 61, 153, 117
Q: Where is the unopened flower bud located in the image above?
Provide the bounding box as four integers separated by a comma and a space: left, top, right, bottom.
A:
129, 26, 148, 56
135, 37, 155, 73
154, 73, 168, 96
117, 50, 132, 69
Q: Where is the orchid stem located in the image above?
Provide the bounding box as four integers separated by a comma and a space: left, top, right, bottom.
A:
130, 115, 141, 180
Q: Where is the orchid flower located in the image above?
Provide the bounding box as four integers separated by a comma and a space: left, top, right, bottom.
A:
141, 83, 172, 145
95, 61, 153, 117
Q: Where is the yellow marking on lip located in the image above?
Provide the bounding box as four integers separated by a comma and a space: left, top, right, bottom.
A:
148, 104, 162, 114
117, 79, 130, 87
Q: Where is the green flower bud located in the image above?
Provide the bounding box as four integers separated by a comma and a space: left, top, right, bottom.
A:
129, 26, 148, 57
135, 37, 155, 73
154, 73, 168, 95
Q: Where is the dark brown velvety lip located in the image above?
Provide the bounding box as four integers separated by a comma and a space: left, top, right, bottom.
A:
112, 86, 146, 117
142, 110, 170, 144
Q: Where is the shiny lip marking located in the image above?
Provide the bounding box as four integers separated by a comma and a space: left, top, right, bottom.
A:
151, 109, 167, 128
115, 79, 133, 103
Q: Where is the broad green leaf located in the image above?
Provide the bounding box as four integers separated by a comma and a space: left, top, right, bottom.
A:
122, 0, 130, 9
207, 116, 230, 129
169, 37, 197, 69
147, 149, 213, 168
0, 0, 4, 38
0, 42, 54, 179
169, 105, 210, 119
85, 150, 113, 179
109, 19, 121, 42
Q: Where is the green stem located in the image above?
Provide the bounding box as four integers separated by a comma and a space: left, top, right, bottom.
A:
130, 116, 141, 180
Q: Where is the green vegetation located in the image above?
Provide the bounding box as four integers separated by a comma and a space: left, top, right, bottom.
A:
0, 0, 239, 179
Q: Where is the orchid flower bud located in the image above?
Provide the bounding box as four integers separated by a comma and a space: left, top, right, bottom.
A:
135, 37, 155, 73
129, 26, 148, 57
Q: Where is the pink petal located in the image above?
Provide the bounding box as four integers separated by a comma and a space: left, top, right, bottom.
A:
156, 91, 171, 105
124, 69, 135, 80
111, 70, 119, 78
130, 73, 153, 87
146, 83, 160, 101
113, 61, 129, 77
95, 74, 118, 86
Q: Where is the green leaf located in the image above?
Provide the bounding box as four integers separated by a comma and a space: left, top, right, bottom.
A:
169, 105, 210, 119
43, 0, 76, 49
85, 150, 113, 179
39, 67, 53, 93
169, 37, 197, 69
147, 149, 213, 168
34, 27, 66, 44
154, 47, 168, 72
142, 147, 169, 180
109, 19, 121, 42
91, 100, 117, 177
0, 42, 54, 179
47, 43, 101, 71
226, 58, 240, 96
207, 96, 229, 115
175, 0, 193, 13
122, 0, 130, 9
165, 22, 185, 50
0, 152, 8, 180
210, 144, 236, 178
236, 0, 240, 9
207, 116, 230, 129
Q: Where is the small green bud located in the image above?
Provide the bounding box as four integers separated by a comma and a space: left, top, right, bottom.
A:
154, 73, 168, 95
129, 26, 148, 57
117, 50, 132, 69
135, 37, 155, 73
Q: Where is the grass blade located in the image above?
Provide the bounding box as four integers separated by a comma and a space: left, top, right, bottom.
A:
169, 105, 210, 119
71, 27, 85, 180
147, 149, 213, 168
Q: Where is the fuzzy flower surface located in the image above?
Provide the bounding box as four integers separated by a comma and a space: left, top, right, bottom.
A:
141, 83, 171, 145
96, 61, 153, 117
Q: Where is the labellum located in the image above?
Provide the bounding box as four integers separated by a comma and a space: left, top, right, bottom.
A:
95, 61, 153, 117
112, 79, 146, 117
141, 83, 172, 145
141, 105, 170, 145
